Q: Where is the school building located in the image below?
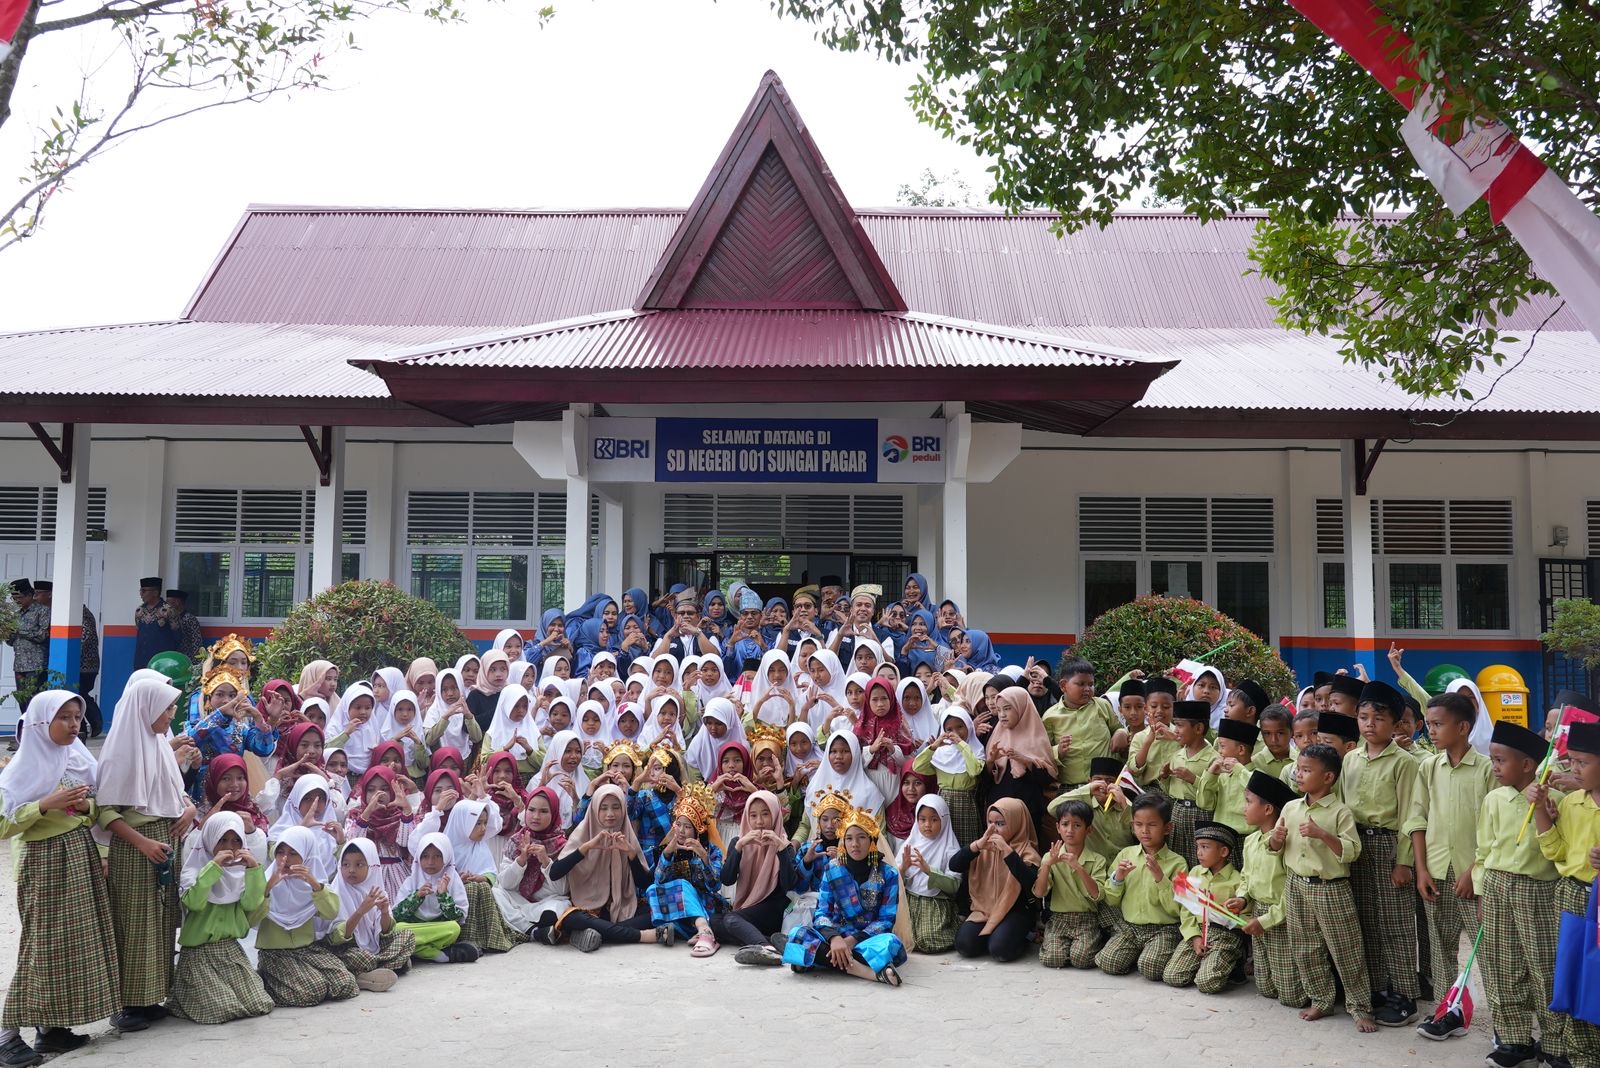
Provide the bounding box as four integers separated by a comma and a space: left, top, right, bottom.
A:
3, 71, 1599, 728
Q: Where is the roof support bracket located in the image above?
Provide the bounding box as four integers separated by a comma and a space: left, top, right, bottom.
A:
299, 424, 334, 487
28, 422, 74, 483
1354, 437, 1387, 496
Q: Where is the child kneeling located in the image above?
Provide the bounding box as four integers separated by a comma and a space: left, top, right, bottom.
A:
170, 813, 274, 1024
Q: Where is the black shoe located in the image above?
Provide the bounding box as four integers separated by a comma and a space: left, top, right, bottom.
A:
1541, 1056, 1572, 1068
1376, 996, 1419, 1027
31, 1029, 87, 1055
110, 1008, 149, 1032
0, 1037, 40, 1068
1486, 1045, 1540, 1068
1418, 1010, 1468, 1041
570, 928, 602, 953
137, 1004, 170, 1022
445, 942, 480, 963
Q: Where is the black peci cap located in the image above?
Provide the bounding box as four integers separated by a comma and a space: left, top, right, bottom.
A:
1490, 720, 1549, 763
1217, 718, 1261, 747
1172, 700, 1211, 724
1317, 711, 1360, 741
1233, 678, 1269, 712
1327, 675, 1364, 700
1088, 756, 1124, 779
1358, 680, 1404, 713
1246, 770, 1296, 813
1144, 677, 1179, 698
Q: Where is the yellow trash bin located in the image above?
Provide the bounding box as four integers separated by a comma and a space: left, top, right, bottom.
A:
1476, 665, 1529, 727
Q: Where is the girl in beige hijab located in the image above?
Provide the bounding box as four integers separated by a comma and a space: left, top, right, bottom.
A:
981, 687, 1058, 840
545, 783, 676, 952
950, 796, 1041, 962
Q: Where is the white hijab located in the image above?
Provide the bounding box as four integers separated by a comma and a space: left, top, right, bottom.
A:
507, 659, 537, 692
898, 677, 939, 751
1447, 678, 1497, 755
784, 721, 816, 777
691, 655, 733, 708
268, 773, 332, 846
325, 838, 384, 952
898, 795, 959, 897
1184, 664, 1229, 729
386, 688, 424, 767
330, 683, 382, 775
445, 798, 497, 878
749, 649, 796, 726
266, 825, 322, 929
398, 831, 467, 921
180, 811, 249, 904
492, 629, 524, 656
0, 690, 96, 818
93, 676, 187, 818
485, 683, 535, 758
639, 694, 687, 750
685, 697, 746, 781
370, 666, 407, 724
539, 653, 575, 683
535, 728, 589, 825
803, 730, 886, 814
801, 649, 850, 731
575, 699, 611, 769
931, 707, 985, 774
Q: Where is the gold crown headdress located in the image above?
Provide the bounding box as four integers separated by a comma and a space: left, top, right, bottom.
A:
838, 805, 882, 852
746, 721, 786, 749
201, 665, 247, 697
811, 786, 852, 822
208, 633, 255, 665
604, 739, 647, 769
673, 781, 716, 833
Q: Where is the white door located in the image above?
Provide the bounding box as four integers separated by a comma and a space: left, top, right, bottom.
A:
0, 543, 103, 731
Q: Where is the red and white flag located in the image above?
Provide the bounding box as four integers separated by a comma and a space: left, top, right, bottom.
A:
1286, 0, 1600, 342
0, 0, 28, 65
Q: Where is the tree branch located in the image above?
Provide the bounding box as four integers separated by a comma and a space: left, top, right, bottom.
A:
34, 0, 186, 34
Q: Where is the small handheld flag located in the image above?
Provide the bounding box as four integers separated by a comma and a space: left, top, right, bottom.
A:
1103, 765, 1141, 811
1433, 926, 1484, 1027
1171, 870, 1246, 928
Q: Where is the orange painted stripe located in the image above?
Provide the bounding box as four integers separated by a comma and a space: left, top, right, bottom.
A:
989, 632, 1076, 645
49, 625, 79, 638
1280, 635, 1542, 651
104, 625, 135, 638
199, 625, 274, 640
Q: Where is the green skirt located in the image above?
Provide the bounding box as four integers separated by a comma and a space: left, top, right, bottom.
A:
460, 880, 520, 952
256, 943, 358, 1008
169, 939, 273, 1025
107, 816, 181, 1007
905, 892, 957, 954
2, 825, 121, 1029
328, 929, 417, 975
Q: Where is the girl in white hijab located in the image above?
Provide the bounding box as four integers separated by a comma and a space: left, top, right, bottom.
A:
491, 628, 526, 661
639, 693, 688, 751
484, 684, 539, 775
1183, 664, 1229, 729
896, 793, 961, 953
369, 667, 408, 727
784, 721, 820, 784
574, 700, 611, 771
798, 649, 850, 732
424, 667, 478, 755
691, 654, 732, 709
267, 774, 340, 882
801, 730, 887, 823
98, 675, 194, 1025
328, 683, 383, 776
535, 729, 591, 826
507, 659, 537, 692
0, 689, 97, 819
748, 649, 798, 727
897, 677, 940, 752
169, 811, 274, 1025
685, 697, 747, 781
256, 825, 358, 1007
321, 837, 412, 981
444, 799, 519, 953
393, 831, 473, 963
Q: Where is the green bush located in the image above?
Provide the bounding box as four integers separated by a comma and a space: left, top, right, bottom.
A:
1541, 597, 1600, 671
255, 580, 475, 689
1069, 596, 1298, 700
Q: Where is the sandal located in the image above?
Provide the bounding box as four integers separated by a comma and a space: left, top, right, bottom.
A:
690, 933, 720, 958
874, 964, 903, 987
653, 924, 677, 948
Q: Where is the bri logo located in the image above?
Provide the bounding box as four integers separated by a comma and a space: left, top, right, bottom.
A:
594, 438, 650, 460
882, 436, 909, 463
883, 435, 941, 463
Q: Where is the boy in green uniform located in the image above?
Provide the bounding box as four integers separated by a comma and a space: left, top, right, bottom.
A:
1035, 798, 1110, 969
1115, 679, 1147, 736
1325, 674, 1363, 717
1096, 793, 1186, 981
1344, 680, 1421, 1027
1050, 756, 1133, 862
1281, 709, 1321, 793
1163, 821, 1246, 993
1242, 770, 1304, 1008
1224, 678, 1270, 726
1197, 718, 1257, 837
1128, 678, 1180, 787
1272, 742, 1375, 1033
1405, 690, 1492, 1041
1252, 703, 1295, 779
1151, 701, 1216, 867
1042, 658, 1127, 791
1469, 720, 1562, 1066
1531, 719, 1600, 1068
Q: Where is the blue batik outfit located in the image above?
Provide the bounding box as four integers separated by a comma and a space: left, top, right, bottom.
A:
187, 710, 278, 800
795, 837, 837, 893
787, 858, 906, 970
646, 839, 726, 935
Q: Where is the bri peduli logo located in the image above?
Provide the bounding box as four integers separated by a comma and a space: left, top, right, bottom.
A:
882, 436, 909, 463
882, 434, 942, 464
594, 437, 650, 460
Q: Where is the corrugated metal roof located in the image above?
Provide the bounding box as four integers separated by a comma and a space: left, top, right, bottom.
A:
0, 320, 464, 397
371, 309, 1164, 371
1051, 327, 1600, 413
184, 206, 1582, 334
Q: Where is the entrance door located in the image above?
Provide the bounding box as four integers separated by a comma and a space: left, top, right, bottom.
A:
0, 543, 103, 730
647, 553, 916, 605
1539, 557, 1595, 709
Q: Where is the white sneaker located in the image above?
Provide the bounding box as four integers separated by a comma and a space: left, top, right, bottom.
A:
357, 968, 398, 992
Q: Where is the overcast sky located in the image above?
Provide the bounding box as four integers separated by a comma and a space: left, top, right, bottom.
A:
0, 0, 990, 332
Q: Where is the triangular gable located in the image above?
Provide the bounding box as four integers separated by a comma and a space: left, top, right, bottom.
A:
637, 71, 906, 312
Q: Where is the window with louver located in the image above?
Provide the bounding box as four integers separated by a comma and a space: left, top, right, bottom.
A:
660, 493, 905, 554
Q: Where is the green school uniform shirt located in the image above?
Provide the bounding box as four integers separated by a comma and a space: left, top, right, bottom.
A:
1160, 742, 1217, 802
1279, 761, 1303, 795
911, 740, 982, 790
1196, 760, 1252, 835
1049, 785, 1133, 861
1128, 728, 1182, 787
1178, 862, 1246, 942
0, 796, 99, 843
1104, 845, 1186, 925
1277, 793, 1361, 880
425, 712, 482, 751
1536, 788, 1600, 882
1401, 746, 1492, 877
1241, 830, 1287, 930
179, 863, 267, 947
1043, 849, 1109, 913
1042, 696, 1122, 786
1473, 784, 1562, 892
1340, 741, 1418, 865
1250, 745, 1293, 780
250, 884, 340, 949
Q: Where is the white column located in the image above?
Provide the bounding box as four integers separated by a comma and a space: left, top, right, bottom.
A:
564, 478, 590, 605
48, 426, 91, 687
916, 485, 940, 584
310, 427, 347, 594
598, 489, 624, 597
1339, 441, 1377, 673
941, 403, 971, 611
367, 442, 397, 582
134, 439, 167, 585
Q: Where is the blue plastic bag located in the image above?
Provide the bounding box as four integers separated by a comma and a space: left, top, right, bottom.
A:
1551, 879, 1600, 1027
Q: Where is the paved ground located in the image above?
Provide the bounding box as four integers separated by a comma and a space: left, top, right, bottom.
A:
0, 738, 1494, 1067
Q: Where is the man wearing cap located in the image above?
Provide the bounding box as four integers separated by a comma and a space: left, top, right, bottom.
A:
31, 581, 103, 737
165, 588, 203, 659
828, 585, 883, 667
652, 590, 718, 662
816, 575, 846, 636
6, 579, 48, 718
133, 576, 178, 669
